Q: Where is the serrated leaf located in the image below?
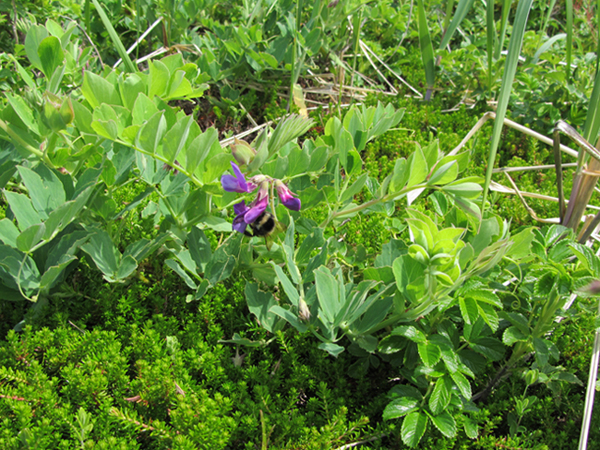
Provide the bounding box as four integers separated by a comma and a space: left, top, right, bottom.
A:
502, 326, 528, 346
450, 371, 472, 399
429, 376, 451, 415
383, 397, 419, 419
392, 325, 427, 344
459, 297, 479, 325
401, 411, 428, 447
428, 411, 457, 438
418, 341, 442, 367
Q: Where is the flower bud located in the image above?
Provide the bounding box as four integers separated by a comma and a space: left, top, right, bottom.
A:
231, 138, 256, 166
298, 298, 311, 321
275, 180, 301, 211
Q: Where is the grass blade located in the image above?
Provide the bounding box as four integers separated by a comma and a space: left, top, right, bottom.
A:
90, 0, 137, 73
566, 0, 573, 82
495, 0, 513, 59
486, 0, 495, 96
583, 69, 600, 144
439, 0, 476, 50
481, 0, 534, 213
416, 0, 435, 99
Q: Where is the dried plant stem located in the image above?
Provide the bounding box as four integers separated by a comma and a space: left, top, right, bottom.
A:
578, 299, 600, 450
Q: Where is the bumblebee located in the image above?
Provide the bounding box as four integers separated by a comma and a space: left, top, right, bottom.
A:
245, 211, 276, 237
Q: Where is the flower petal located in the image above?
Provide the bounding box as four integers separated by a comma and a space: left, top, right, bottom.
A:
282, 196, 301, 211
231, 162, 248, 191
245, 195, 268, 223
221, 174, 243, 192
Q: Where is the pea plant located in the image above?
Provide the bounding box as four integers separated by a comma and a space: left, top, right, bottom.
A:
0, 19, 592, 448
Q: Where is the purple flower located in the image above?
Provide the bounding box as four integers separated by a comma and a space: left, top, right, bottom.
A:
221, 162, 256, 193
232, 201, 250, 233
275, 180, 301, 211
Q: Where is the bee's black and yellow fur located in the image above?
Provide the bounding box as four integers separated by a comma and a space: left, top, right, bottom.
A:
245, 211, 276, 237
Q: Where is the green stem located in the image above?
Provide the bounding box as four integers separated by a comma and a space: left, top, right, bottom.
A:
0, 119, 54, 167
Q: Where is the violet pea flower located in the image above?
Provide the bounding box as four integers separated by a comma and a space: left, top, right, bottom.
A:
275, 180, 301, 211
232, 200, 250, 234
244, 181, 269, 224
221, 162, 256, 193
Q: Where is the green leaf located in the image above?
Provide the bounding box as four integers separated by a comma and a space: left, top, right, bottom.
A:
205, 241, 238, 285
439, 0, 476, 49
407, 145, 428, 188
186, 128, 218, 176
81, 72, 122, 108
270, 305, 307, 333
464, 418, 479, 439
502, 326, 528, 346
428, 411, 457, 438
271, 263, 299, 307
24, 25, 48, 71
401, 411, 428, 447
429, 376, 452, 415
16, 223, 46, 253
135, 112, 167, 154
5, 94, 40, 136
471, 337, 505, 361
268, 114, 314, 156
383, 397, 419, 420
428, 161, 458, 186
246, 282, 279, 333
80, 229, 119, 281
316, 342, 344, 357
162, 115, 193, 163
4, 191, 41, 231
392, 325, 427, 344
286, 146, 310, 177
17, 165, 66, 219
39, 254, 77, 292
165, 259, 197, 289
37, 36, 64, 78
417, 0, 435, 92
0, 219, 20, 248
459, 297, 479, 325
450, 371, 471, 398
341, 173, 368, 203
418, 341, 442, 367
116, 254, 138, 280
315, 266, 340, 324
477, 301, 499, 332
188, 227, 212, 270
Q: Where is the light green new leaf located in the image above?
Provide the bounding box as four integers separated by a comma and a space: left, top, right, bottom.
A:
135, 112, 167, 154
24, 25, 48, 71
38, 36, 64, 78
82, 72, 122, 108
